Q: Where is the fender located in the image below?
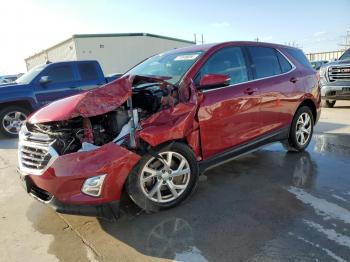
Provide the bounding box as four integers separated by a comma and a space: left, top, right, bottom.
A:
0, 83, 37, 110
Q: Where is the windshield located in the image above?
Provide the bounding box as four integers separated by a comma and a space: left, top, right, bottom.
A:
16, 64, 46, 84
127, 51, 203, 85
339, 49, 350, 61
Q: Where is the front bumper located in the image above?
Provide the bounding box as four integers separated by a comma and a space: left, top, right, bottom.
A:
18, 142, 141, 219
321, 85, 350, 100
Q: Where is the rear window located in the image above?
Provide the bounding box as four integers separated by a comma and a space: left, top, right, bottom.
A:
78, 63, 99, 81
277, 51, 293, 73
284, 48, 312, 69
248, 47, 281, 79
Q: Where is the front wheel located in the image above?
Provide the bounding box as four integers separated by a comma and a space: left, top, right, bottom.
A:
322, 99, 336, 108
0, 106, 29, 138
126, 142, 199, 212
282, 106, 314, 152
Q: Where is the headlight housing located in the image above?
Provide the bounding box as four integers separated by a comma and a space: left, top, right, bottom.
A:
319, 66, 327, 78
81, 174, 106, 197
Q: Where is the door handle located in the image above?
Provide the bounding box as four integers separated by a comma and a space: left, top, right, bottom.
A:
290, 77, 299, 83
244, 87, 258, 95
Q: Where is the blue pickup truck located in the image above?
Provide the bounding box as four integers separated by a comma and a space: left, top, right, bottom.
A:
0, 60, 120, 137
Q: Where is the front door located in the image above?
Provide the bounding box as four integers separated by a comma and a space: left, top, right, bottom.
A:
34, 64, 80, 107
196, 46, 261, 159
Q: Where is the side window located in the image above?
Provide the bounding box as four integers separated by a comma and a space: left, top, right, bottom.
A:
248, 47, 281, 79
276, 51, 293, 73
45, 65, 74, 84
199, 47, 248, 85
78, 63, 99, 81
284, 48, 313, 69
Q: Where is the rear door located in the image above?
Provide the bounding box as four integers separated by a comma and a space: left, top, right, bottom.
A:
246, 46, 296, 135
196, 46, 261, 159
76, 62, 106, 91
34, 64, 80, 107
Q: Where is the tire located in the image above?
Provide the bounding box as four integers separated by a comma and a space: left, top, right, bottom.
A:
126, 142, 199, 212
282, 106, 314, 152
0, 106, 29, 138
322, 99, 336, 108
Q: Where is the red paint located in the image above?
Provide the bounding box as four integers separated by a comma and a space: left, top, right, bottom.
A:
29, 143, 141, 204
22, 41, 321, 210
199, 74, 231, 88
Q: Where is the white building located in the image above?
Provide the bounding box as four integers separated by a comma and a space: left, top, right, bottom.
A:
25, 33, 195, 75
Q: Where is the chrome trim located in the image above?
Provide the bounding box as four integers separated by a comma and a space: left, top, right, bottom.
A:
18, 124, 59, 176
202, 48, 296, 93
328, 64, 350, 82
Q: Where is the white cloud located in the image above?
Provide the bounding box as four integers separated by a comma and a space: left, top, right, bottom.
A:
210, 22, 230, 28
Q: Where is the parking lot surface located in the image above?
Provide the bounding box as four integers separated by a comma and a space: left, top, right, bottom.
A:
1, 101, 350, 262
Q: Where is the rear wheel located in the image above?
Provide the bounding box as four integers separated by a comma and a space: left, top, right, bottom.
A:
282, 106, 314, 152
126, 142, 199, 212
322, 99, 336, 108
0, 106, 29, 138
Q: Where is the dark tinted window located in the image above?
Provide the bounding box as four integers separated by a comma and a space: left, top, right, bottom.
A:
284, 48, 312, 69
339, 49, 350, 60
277, 51, 293, 73
78, 63, 99, 81
199, 47, 248, 85
248, 47, 281, 78
45, 65, 74, 83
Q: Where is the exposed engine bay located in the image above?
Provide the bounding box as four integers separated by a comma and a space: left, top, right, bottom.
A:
26, 80, 179, 155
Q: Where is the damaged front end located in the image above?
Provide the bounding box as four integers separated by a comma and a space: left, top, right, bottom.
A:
18, 74, 200, 220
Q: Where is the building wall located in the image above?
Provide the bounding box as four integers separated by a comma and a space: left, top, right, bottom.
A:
306, 50, 345, 62
25, 39, 77, 70
74, 35, 193, 75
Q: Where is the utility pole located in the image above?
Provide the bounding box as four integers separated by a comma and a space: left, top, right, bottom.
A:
255, 37, 259, 42
193, 33, 204, 44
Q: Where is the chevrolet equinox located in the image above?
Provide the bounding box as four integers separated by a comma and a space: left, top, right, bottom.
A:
17, 42, 321, 220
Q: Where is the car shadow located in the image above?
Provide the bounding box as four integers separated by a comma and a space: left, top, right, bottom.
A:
97, 150, 317, 261
333, 106, 350, 109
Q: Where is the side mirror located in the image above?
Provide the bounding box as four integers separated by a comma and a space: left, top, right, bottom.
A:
39, 76, 51, 85
198, 74, 231, 90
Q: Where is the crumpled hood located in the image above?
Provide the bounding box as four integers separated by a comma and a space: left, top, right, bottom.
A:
28, 74, 173, 124
29, 75, 133, 124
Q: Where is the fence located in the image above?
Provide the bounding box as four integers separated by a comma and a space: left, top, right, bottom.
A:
306, 50, 345, 62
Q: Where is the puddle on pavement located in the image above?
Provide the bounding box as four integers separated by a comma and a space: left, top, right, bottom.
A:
26, 202, 95, 262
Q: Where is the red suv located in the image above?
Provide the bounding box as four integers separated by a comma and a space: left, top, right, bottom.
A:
18, 42, 321, 220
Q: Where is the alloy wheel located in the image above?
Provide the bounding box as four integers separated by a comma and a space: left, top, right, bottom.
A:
295, 112, 311, 146
140, 151, 191, 203
2, 111, 27, 135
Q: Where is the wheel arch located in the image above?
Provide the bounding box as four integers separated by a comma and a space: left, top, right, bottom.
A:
296, 99, 317, 123
0, 100, 34, 112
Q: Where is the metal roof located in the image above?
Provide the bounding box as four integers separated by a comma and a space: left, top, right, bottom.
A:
72, 33, 195, 44
25, 33, 195, 61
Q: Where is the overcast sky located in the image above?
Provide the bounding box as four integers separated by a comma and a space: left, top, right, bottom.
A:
1, 0, 349, 74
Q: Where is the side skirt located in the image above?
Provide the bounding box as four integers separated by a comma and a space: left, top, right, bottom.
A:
198, 127, 290, 173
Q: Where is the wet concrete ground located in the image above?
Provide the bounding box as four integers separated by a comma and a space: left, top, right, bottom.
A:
1, 102, 350, 262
